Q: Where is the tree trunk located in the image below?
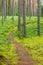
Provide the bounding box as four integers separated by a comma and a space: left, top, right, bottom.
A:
37, 0, 41, 36
2, 0, 6, 25
18, 0, 21, 36
12, 0, 14, 21
27, 0, 29, 16
3, 0, 6, 20
29, 0, 32, 19
32, 0, 34, 16
2, 0, 4, 25
23, 0, 26, 37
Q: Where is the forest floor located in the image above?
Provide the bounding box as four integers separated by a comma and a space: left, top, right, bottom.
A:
0, 16, 43, 65
8, 33, 39, 65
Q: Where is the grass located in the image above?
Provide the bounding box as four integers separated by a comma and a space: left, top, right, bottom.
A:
13, 16, 43, 65
0, 16, 43, 65
14, 36, 43, 65
0, 16, 19, 65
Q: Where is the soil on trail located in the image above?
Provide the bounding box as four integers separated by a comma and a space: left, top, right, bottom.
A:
8, 33, 39, 65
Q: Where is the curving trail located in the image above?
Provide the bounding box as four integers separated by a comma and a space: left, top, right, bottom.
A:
8, 33, 39, 65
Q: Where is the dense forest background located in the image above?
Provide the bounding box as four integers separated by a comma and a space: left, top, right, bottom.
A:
0, 0, 43, 65
0, 0, 43, 16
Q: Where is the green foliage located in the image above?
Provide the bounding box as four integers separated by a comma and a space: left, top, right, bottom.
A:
0, 16, 43, 65
14, 36, 43, 65
13, 17, 43, 37
0, 16, 19, 65
13, 16, 43, 65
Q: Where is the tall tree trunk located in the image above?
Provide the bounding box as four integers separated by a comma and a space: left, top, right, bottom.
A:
8, 0, 10, 15
37, 0, 41, 36
27, 0, 29, 16
18, 0, 21, 37
32, 0, 37, 16
2, 0, 6, 25
32, 0, 34, 16
2, 0, 4, 25
23, 0, 26, 37
3, 0, 6, 20
20, 0, 23, 17
29, 0, 32, 19
12, 0, 14, 21
6, 0, 8, 16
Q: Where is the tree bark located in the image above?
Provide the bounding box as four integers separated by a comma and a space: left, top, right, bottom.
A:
37, 0, 41, 36
3, 0, 6, 20
18, 0, 21, 36
23, 0, 26, 37
29, 0, 32, 19
12, 0, 14, 21
27, 0, 29, 16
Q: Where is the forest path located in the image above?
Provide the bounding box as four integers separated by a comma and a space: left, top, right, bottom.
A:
8, 33, 39, 65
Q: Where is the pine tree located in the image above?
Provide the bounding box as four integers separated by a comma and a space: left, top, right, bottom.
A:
23, 0, 26, 37
37, 0, 41, 36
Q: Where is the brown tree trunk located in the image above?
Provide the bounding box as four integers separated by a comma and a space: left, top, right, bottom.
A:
37, 0, 41, 36
27, 0, 29, 17
12, 0, 14, 21
3, 0, 6, 20
32, 0, 34, 16
2, 0, 6, 25
18, 0, 21, 37
23, 0, 26, 37
29, 0, 32, 19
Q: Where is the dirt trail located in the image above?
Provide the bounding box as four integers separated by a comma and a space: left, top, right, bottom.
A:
8, 33, 39, 65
